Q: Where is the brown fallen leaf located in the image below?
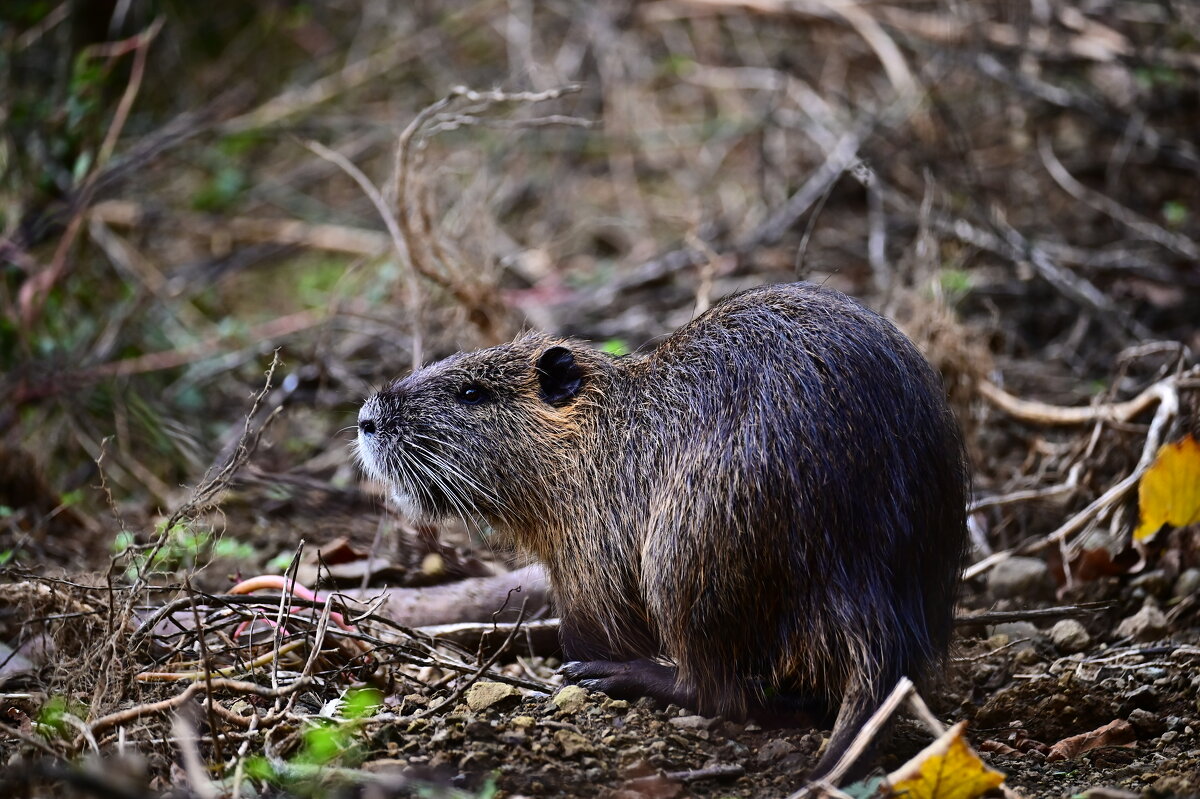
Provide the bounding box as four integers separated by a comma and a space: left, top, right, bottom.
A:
1046, 719, 1136, 762
977, 740, 1020, 756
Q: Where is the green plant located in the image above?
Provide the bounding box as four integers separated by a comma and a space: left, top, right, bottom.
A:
36, 695, 88, 740
601, 339, 630, 357
938, 268, 972, 303
1163, 201, 1188, 227
112, 521, 257, 580
243, 688, 383, 786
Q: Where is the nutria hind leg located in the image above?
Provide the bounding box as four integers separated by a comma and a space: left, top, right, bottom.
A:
559, 659, 698, 708
806, 686, 890, 784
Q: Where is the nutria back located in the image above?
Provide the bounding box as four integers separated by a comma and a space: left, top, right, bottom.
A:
357, 282, 968, 778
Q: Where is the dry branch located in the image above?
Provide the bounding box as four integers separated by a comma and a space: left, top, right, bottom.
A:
89, 200, 392, 256
16, 18, 164, 327
965, 370, 1195, 580
388, 84, 584, 347
1038, 136, 1200, 260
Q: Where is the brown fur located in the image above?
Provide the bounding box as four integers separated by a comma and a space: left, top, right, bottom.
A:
356, 282, 968, 779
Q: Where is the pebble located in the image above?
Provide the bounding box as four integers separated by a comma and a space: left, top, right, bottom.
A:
1129, 569, 1171, 599
465, 681, 521, 712
1173, 568, 1200, 600
554, 729, 592, 758
1049, 619, 1091, 653
1115, 604, 1168, 642
553, 685, 590, 714
670, 715, 715, 730
1136, 666, 1168, 682
1128, 707, 1165, 737
756, 739, 797, 763
988, 621, 1040, 652
988, 557, 1053, 600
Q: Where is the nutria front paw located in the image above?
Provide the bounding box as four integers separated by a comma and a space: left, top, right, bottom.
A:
560, 659, 686, 706
560, 660, 633, 681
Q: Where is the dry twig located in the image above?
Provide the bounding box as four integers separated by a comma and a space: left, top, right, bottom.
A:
966, 371, 1195, 580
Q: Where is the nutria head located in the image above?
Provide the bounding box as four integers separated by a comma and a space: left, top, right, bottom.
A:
355, 332, 614, 526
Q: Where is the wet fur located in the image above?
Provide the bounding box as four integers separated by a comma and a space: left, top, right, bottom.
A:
357, 282, 968, 778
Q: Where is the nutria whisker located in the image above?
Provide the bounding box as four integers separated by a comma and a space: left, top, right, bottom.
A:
404, 444, 481, 521
409, 435, 515, 516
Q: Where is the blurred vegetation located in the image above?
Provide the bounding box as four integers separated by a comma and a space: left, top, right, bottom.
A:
1, 0, 1198, 569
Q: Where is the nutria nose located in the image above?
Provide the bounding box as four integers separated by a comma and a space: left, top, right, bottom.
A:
359, 419, 377, 435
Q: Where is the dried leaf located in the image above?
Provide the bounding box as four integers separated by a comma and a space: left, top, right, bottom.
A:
977, 740, 1020, 756
1046, 719, 1136, 762
885, 721, 1005, 799
1134, 434, 1200, 542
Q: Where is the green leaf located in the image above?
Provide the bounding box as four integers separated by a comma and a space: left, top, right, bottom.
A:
601, 339, 630, 356
1163, 201, 1188, 227
212, 538, 256, 560
343, 688, 383, 720
299, 723, 348, 765
37, 696, 87, 739
243, 755, 276, 782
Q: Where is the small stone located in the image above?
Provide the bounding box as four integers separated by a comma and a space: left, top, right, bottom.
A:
465, 681, 521, 712
1115, 604, 1168, 642
988, 557, 1053, 600
1129, 569, 1171, 599
1050, 619, 1091, 654
987, 621, 1040, 650
553, 685, 590, 714
1173, 568, 1200, 600
756, 739, 797, 763
669, 715, 715, 731
1153, 776, 1193, 795
554, 729, 592, 758
1014, 647, 1042, 666
421, 552, 445, 577
617, 748, 646, 767
1128, 708, 1165, 737
1160, 730, 1179, 744
603, 698, 630, 713
417, 666, 443, 684
1125, 684, 1157, 710
498, 730, 526, 745
510, 715, 536, 729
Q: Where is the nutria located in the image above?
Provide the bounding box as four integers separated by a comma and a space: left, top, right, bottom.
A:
355, 282, 968, 779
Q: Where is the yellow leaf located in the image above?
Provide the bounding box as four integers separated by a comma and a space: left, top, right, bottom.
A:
885, 721, 1005, 799
1134, 434, 1200, 542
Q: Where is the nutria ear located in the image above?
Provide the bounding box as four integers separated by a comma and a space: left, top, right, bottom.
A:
536, 346, 584, 406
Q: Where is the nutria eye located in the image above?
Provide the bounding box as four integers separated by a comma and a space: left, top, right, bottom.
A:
456, 383, 492, 406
